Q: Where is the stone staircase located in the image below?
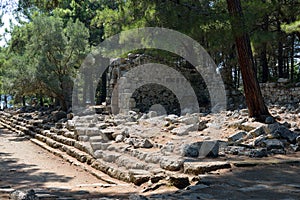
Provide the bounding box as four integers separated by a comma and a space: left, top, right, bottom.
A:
0, 111, 231, 187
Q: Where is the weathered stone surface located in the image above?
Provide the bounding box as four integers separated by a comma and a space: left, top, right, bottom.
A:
147, 111, 158, 118
171, 124, 197, 136
94, 150, 121, 162
115, 134, 124, 143
181, 140, 219, 158
290, 144, 300, 151
165, 115, 178, 123
254, 135, 267, 146
275, 126, 299, 143
129, 169, 151, 186
262, 139, 284, 150
249, 126, 265, 137
183, 161, 231, 175
182, 143, 199, 157
10, 189, 37, 200
159, 156, 183, 171
199, 140, 219, 158
265, 116, 275, 124
100, 129, 115, 140
144, 153, 162, 164
178, 115, 198, 125
228, 131, 247, 143
139, 139, 153, 148
198, 120, 208, 131
169, 176, 190, 189
249, 148, 268, 158
52, 111, 67, 122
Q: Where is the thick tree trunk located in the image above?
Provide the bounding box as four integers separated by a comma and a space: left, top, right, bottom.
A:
227, 0, 270, 120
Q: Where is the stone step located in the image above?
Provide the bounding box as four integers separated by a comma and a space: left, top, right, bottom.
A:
34, 133, 94, 164
40, 130, 76, 147
90, 158, 154, 185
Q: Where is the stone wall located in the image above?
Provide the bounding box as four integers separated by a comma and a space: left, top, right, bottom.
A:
260, 82, 300, 105
106, 54, 249, 114
107, 54, 211, 115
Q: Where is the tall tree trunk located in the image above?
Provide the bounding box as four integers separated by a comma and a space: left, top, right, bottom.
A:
100, 69, 107, 103
277, 14, 284, 78
4, 95, 8, 109
227, 0, 270, 121
261, 12, 269, 83
291, 34, 295, 81
22, 96, 26, 107
261, 43, 269, 83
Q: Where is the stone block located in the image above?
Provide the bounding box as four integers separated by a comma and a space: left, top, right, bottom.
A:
198, 140, 219, 158
159, 156, 183, 171
184, 161, 231, 175
169, 175, 190, 189
275, 126, 299, 144
129, 169, 151, 186
228, 131, 247, 143
262, 139, 284, 150
171, 124, 197, 136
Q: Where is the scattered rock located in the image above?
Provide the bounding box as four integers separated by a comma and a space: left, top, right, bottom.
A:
275, 126, 299, 143
165, 114, 178, 123
139, 139, 153, 148
178, 115, 198, 125
171, 124, 197, 136
262, 139, 284, 150
198, 120, 208, 131
265, 116, 275, 124
115, 134, 124, 143
182, 143, 200, 157
249, 148, 268, 158
249, 126, 265, 137
198, 140, 219, 158
10, 189, 37, 200
277, 78, 289, 83
52, 111, 67, 122
290, 144, 300, 151
161, 141, 175, 154
184, 161, 231, 175
168, 176, 190, 189
147, 111, 157, 118
228, 131, 247, 143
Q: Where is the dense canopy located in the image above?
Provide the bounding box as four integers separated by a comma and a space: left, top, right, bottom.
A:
0, 0, 299, 117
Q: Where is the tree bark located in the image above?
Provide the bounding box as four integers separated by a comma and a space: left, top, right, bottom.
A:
227, 0, 271, 120
290, 34, 295, 81
261, 12, 269, 83
277, 12, 284, 78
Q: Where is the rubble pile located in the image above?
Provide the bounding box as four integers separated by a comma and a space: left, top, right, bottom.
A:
0, 104, 299, 187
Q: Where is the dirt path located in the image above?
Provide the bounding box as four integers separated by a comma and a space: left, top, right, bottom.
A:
0, 126, 138, 199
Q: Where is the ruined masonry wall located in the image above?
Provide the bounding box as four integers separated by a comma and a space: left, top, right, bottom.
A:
260, 83, 300, 105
